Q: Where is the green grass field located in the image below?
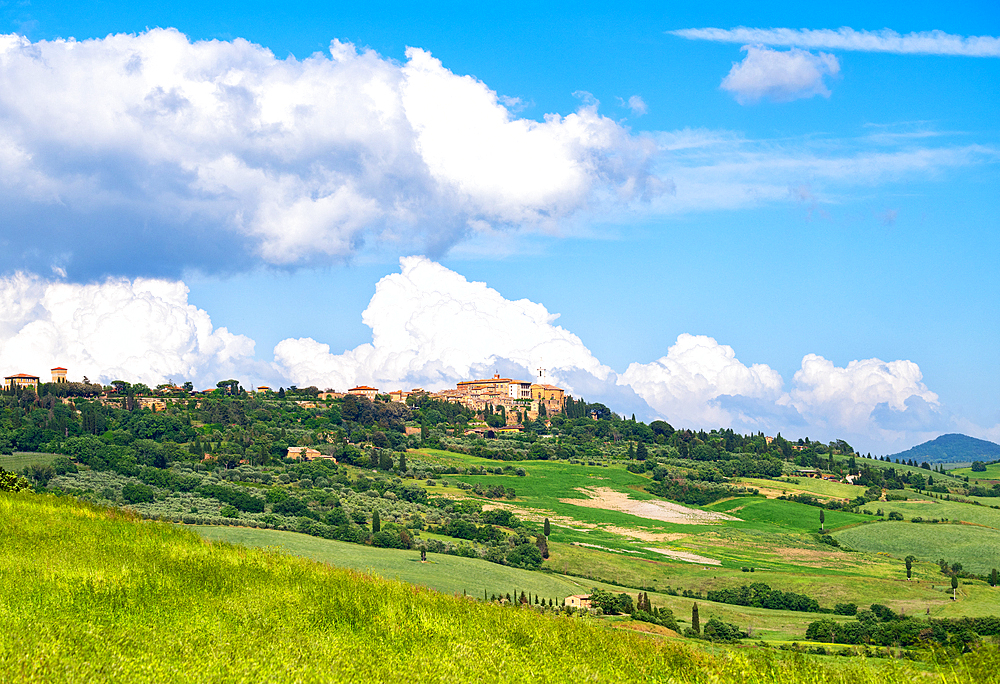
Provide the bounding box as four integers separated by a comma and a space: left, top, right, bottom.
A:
0, 452, 61, 471
858, 497, 1000, 528
192, 525, 596, 600
735, 476, 864, 500
835, 521, 1000, 576
6, 491, 980, 683
952, 463, 1000, 480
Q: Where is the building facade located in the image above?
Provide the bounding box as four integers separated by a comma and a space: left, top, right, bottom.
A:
51, 367, 68, 383
4, 373, 39, 392
348, 386, 379, 401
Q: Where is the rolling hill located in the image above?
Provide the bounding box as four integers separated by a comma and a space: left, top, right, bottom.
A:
889, 433, 1000, 465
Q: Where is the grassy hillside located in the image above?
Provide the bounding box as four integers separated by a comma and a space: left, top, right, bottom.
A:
5, 491, 994, 683
836, 522, 1000, 577
890, 433, 1000, 465
192, 525, 598, 600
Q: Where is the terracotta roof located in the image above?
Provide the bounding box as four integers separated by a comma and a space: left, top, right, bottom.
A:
5, 373, 39, 379
349, 386, 378, 391
51, 367, 67, 371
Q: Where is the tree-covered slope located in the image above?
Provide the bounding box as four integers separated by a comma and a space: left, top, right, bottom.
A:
889, 433, 1000, 465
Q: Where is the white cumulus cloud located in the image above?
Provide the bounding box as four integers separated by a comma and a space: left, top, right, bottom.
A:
273, 256, 612, 392
0, 273, 255, 387
789, 354, 940, 434
0, 30, 661, 277
618, 334, 785, 428
670, 26, 1000, 57
721, 45, 840, 104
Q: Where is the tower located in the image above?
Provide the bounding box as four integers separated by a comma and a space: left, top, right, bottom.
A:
51, 367, 67, 384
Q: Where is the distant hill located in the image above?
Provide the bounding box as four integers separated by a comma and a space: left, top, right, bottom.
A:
890, 433, 1000, 465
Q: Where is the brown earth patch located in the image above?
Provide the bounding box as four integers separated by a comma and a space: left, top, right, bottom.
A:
644, 547, 721, 565
603, 526, 689, 542
560, 487, 740, 525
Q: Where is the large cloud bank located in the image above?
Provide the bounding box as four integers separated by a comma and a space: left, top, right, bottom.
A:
0, 258, 965, 452
0, 273, 254, 386
273, 256, 612, 392
274, 257, 949, 450
0, 29, 660, 277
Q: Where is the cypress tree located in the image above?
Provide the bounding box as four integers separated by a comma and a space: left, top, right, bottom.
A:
398, 451, 407, 473
636, 442, 648, 461
692, 602, 700, 634
543, 517, 550, 537
819, 509, 825, 532
520, 591, 527, 604
372, 509, 380, 533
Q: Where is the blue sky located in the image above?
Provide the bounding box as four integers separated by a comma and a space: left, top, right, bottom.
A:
0, 1, 997, 453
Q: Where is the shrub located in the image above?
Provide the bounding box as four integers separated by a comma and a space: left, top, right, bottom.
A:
122, 482, 155, 504
0, 467, 32, 492
505, 543, 543, 570
887, 511, 903, 521
702, 618, 748, 643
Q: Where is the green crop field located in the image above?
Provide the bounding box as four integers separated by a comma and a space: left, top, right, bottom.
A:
6, 491, 979, 683
706, 496, 868, 533
735, 476, 864, 501
835, 521, 1000, 576
0, 452, 61, 471
857, 497, 1000, 528
952, 463, 1000, 480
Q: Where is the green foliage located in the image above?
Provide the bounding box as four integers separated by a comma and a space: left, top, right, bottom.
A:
646, 479, 757, 506
706, 583, 820, 613
504, 543, 542, 570
197, 484, 265, 513
0, 467, 32, 492
588, 588, 634, 615
121, 482, 154, 504
834, 603, 858, 616
701, 618, 747, 643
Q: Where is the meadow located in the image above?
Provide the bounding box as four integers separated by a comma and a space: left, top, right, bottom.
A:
835, 522, 1000, 577
0, 452, 61, 470
6, 490, 986, 683
951, 463, 1000, 480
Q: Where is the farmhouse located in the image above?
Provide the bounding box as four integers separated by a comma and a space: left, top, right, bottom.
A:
566, 594, 591, 609
286, 446, 336, 463
348, 386, 379, 401
4, 373, 39, 392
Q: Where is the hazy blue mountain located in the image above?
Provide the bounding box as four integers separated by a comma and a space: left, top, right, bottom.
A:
890, 433, 1000, 464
